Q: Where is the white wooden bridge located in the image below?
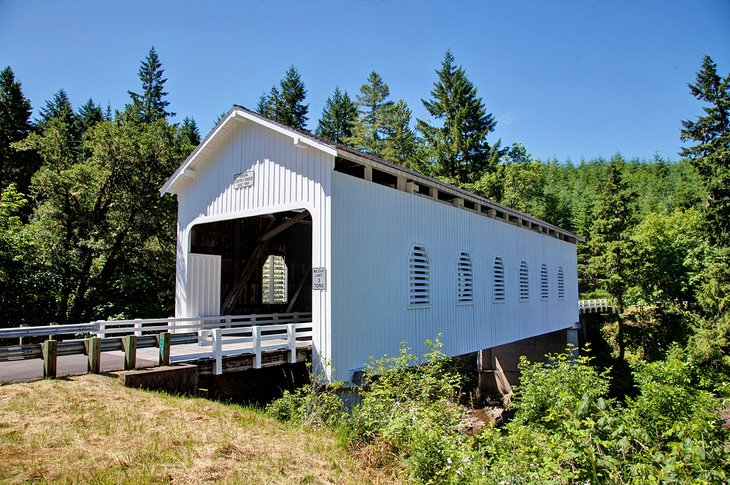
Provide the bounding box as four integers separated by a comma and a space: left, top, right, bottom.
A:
578, 299, 614, 314
0, 312, 312, 382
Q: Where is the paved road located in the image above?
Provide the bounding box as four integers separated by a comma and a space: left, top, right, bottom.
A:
0, 351, 159, 384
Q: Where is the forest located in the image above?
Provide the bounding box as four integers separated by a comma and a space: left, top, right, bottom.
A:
1, 48, 728, 481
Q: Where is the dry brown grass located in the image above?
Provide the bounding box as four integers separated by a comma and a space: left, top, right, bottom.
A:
0, 374, 400, 484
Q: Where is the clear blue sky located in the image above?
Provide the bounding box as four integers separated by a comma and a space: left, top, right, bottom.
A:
1, 0, 728, 162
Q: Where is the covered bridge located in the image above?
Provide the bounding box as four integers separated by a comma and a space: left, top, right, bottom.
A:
160, 106, 580, 383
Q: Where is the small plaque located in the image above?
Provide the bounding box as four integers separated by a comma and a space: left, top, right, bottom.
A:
312, 267, 326, 290
233, 171, 254, 189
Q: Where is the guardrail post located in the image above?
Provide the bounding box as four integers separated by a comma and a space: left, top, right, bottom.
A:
212, 328, 223, 375
122, 335, 136, 370
158, 332, 170, 366
252, 325, 261, 369
18, 324, 28, 345
48, 322, 58, 341
97, 320, 106, 339
134, 318, 142, 337
224, 315, 232, 328
287, 323, 296, 364
41, 340, 57, 378
86, 336, 101, 373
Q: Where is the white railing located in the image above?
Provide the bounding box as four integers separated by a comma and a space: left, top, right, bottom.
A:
0, 312, 312, 340
199, 322, 313, 375
578, 299, 613, 314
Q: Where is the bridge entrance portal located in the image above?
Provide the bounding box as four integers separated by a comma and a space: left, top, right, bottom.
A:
189, 210, 313, 316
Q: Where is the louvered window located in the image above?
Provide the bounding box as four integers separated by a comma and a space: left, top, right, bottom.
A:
558, 266, 565, 300
519, 261, 529, 301
493, 257, 505, 302
457, 251, 474, 304
409, 245, 430, 306
262, 255, 288, 304
541, 264, 549, 300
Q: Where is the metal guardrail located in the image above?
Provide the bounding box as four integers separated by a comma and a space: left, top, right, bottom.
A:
0, 312, 312, 341
0, 313, 314, 378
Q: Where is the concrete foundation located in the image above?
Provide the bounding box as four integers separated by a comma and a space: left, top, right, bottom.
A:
476, 327, 579, 402
118, 364, 199, 394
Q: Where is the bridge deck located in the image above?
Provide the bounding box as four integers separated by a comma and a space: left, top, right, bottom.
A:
0, 337, 312, 384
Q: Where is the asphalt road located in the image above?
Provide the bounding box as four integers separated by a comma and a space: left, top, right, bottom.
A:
0, 351, 158, 384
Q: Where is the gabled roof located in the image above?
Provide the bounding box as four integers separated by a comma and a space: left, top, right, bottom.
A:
161, 105, 582, 243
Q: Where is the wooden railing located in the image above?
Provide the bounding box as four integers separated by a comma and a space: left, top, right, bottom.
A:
578, 299, 614, 314
200, 323, 313, 374
0, 312, 313, 378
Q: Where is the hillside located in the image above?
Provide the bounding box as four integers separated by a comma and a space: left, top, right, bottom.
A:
0, 375, 399, 484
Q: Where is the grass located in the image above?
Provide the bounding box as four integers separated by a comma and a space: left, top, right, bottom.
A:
0, 374, 400, 484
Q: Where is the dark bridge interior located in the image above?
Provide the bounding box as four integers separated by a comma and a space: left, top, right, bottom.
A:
190, 210, 312, 315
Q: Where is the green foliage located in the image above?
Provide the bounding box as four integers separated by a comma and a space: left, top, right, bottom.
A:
127, 46, 174, 122
379, 99, 422, 170
0, 66, 35, 192
315, 86, 357, 143
266, 365, 344, 429
346, 71, 393, 156
417, 50, 501, 184
257, 66, 309, 130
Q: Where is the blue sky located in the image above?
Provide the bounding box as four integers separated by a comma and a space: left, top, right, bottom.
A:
1, 0, 728, 162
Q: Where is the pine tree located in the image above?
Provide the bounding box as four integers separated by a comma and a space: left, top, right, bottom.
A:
587, 157, 637, 360
346, 71, 393, 156
177, 116, 201, 146
315, 86, 357, 143
128, 46, 174, 122
0, 66, 34, 190
256, 66, 308, 130
380, 100, 421, 169
38, 89, 76, 128
680, 55, 730, 246
417, 50, 500, 184
76, 98, 104, 135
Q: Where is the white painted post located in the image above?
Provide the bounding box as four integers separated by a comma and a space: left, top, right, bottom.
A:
287, 323, 296, 364
212, 328, 223, 375
97, 320, 106, 339
224, 315, 232, 328
134, 318, 142, 337
252, 325, 261, 369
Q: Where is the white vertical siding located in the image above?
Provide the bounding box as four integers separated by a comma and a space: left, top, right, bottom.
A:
330, 172, 579, 383
173, 120, 334, 376
187, 254, 221, 317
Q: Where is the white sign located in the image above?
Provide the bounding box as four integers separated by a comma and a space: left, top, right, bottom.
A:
312, 267, 326, 290
233, 171, 254, 189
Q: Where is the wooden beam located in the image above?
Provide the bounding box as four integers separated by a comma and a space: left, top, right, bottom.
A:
364, 166, 373, 181
123, 336, 137, 370
158, 332, 170, 366
453, 198, 464, 208
42, 340, 57, 379
286, 266, 311, 313
430, 187, 438, 199
258, 211, 309, 242
397, 176, 406, 191
405, 181, 417, 194
86, 337, 101, 374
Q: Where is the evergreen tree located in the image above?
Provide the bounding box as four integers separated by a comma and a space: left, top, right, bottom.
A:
256, 67, 308, 130
680, 55, 730, 247
128, 46, 174, 122
0, 66, 34, 191
417, 50, 500, 184
76, 98, 104, 135
37, 89, 76, 128
586, 157, 637, 360
315, 86, 357, 143
177, 116, 201, 147
346, 71, 393, 156
380, 99, 421, 169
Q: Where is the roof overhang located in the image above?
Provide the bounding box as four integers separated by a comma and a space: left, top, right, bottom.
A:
160, 106, 337, 195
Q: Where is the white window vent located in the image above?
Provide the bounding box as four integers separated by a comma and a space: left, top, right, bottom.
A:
493, 257, 505, 302
409, 245, 431, 306
262, 255, 288, 304
519, 261, 529, 301
558, 266, 565, 300
541, 264, 549, 300
457, 251, 474, 304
